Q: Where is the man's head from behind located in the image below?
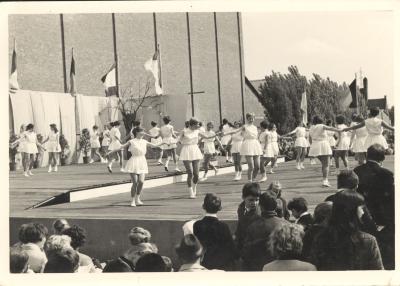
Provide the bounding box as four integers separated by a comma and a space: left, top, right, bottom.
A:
202, 193, 222, 214
367, 144, 386, 163
337, 170, 359, 191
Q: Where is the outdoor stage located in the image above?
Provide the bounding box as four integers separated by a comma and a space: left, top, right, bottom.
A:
9, 155, 394, 266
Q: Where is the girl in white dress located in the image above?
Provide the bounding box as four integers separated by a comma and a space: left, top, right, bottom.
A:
107, 121, 123, 173
349, 115, 368, 165
108, 127, 164, 207
258, 120, 271, 182
334, 115, 351, 172
89, 125, 105, 164
325, 119, 336, 166
148, 121, 163, 165
220, 119, 233, 163
15, 124, 27, 171
159, 116, 180, 172
229, 121, 244, 181
343, 107, 394, 150
308, 116, 340, 187
199, 122, 224, 181
21, 124, 45, 177
42, 124, 61, 172
266, 123, 282, 174
225, 113, 262, 182
101, 125, 111, 159
178, 118, 218, 198
285, 122, 308, 170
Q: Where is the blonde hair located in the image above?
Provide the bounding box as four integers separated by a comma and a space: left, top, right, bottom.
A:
267, 223, 304, 259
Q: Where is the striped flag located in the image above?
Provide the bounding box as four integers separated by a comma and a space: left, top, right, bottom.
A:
300, 91, 307, 125
101, 62, 118, 97
9, 40, 19, 93
144, 45, 163, 95
69, 49, 76, 96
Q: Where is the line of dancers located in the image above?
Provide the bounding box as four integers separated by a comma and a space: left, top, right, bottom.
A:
11, 107, 394, 207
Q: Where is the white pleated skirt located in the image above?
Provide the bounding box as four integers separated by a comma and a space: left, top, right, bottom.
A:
231, 141, 243, 154
308, 140, 332, 157
124, 155, 148, 174
264, 143, 279, 157
161, 137, 177, 150
90, 139, 101, 149
364, 134, 388, 150
46, 141, 61, 153
240, 139, 263, 156
179, 144, 203, 161
352, 137, 367, 153
17, 141, 26, 153
203, 142, 216, 154
295, 137, 308, 148
24, 142, 38, 154
336, 137, 350, 151
108, 140, 122, 151
328, 136, 336, 147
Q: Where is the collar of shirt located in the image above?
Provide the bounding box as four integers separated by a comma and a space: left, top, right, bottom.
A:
179, 262, 206, 271
295, 212, 310, 224
368, 160, 382, 166
204, 213, 218, 218
22, 242, 43, 252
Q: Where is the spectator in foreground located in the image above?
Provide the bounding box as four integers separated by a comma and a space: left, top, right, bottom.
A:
162, 256, 174, 272
287, 197, 313, 231
354, 144, 395, 270
193, 193, 236, 270
102, 257, 134, 272
123, 242, 157, 269
235, 183, 261, 253
128, 227, 151, 245
44, 248, 80, 273
263, 223, 316, 271
52, 219, 70, 235
17, 223, 48, 273
62, 225, 96, 272
301, 201, 333, 261
310, 190, 384, 270
265, 181, 290, 220
10, 246, 33, 273
176, 234, 207, 272
135, 253, 168, 272
241, 192, 284, 271
44, 234, 72, 257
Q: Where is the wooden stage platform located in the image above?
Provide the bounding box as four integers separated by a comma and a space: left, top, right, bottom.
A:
10, 156, 394, 220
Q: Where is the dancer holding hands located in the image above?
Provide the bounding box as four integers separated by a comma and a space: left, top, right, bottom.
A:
42, 124, 61, 172
284, 121, 308, 170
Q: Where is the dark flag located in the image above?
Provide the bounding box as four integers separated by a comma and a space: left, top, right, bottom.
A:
101, 62, 118, 97
9, 39, 19, 93
70, 48, 76, 96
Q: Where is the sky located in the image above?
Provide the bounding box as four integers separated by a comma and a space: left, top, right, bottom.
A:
242, 11, 394, 107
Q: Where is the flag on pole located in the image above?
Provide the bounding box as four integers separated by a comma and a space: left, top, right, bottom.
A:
144, 45, 163, 95
9, 39, 19, 93
349, 79, 357, 108
300, 91, 307, 125
69, 48, 76, 96
101, 62, 118, 97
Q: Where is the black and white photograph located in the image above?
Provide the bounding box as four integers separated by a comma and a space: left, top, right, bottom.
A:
2, 0, 399, 285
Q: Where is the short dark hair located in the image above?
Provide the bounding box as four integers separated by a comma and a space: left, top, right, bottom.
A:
151, 121, 157, 127
10, 246, 29, 273
103, 257, 134, 272
355, 114, 364, 123
335, 115, 345, 125
260, 120, 269, 130
135, 253, 168, 272
287, 197, 308, 213
189, 117, 199, 127
132, 127, 145, 137
259, 192, 277, 212
62, 225, 87, 249
18, 223, 48, 244
222, 118, 228, 125
26, 123, 34, 131
202, 193, 222, 214
367, 144, 385, 162
163, 116, 171, 124
312, 115, 323, 125
268, 122, 276, 131
184, 121, 190, 128
44, 248, 80, 273
92, 125, 98, 130
337, 170, 359, 189
326, 119, 333, 126
313, 202, 333, 225
50, 123, 58, 133
242, 182, 261, 198
113, 121, 120, 127
52, 219, 70, 234
370, 107, 380, 117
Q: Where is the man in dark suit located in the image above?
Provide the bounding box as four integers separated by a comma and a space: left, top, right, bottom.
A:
193, 193, 236, 271
354, 144, 394, 269
234, 183, 261, 253
287, 197, 313, 231
241, 192, 284, 271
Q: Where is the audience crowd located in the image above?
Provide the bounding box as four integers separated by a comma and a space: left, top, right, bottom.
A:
10, 144, 394, 273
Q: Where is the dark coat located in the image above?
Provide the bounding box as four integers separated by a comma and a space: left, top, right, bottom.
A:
193, 216, 236, 271
302, 224, 325, 262
235, 202, 261, 253
241, 211, 284, 271
297, 213, 313, 231
354, 161, 394, 227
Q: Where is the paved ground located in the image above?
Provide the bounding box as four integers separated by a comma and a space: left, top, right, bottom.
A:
11, 156, 393, 220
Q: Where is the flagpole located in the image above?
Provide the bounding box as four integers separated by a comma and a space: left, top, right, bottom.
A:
158, 43, 162, 92
111, 13, 120, 97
